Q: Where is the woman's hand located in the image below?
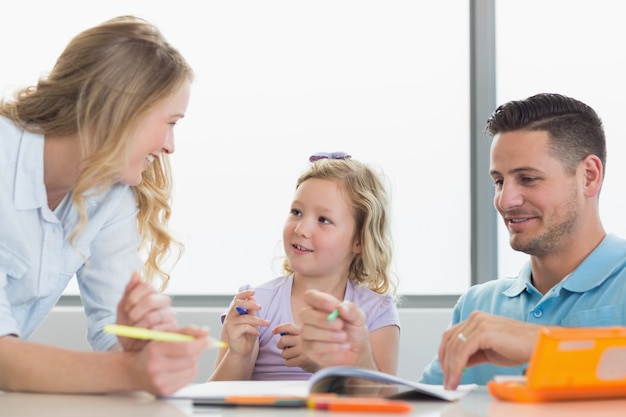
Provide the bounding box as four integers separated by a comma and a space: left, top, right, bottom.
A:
128, 325, 210, 395
115, 272, 178, 351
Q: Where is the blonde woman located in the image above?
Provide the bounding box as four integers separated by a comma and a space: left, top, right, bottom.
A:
0, 16, 209, 395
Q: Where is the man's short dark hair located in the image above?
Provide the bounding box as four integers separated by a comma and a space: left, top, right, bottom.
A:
485, 93, 606, 175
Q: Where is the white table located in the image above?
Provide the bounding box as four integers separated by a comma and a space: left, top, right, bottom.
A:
2, 387, 626, 416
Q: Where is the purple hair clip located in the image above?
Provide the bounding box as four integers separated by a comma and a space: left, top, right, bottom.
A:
309, 152, 352, 163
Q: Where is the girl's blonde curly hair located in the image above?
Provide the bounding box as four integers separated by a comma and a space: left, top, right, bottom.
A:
282, 156, 397, 295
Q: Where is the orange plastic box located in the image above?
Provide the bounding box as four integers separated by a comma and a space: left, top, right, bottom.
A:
488, 326, 626, 402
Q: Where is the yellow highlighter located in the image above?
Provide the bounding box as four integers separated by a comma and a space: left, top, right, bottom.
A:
104, 324, 227, 348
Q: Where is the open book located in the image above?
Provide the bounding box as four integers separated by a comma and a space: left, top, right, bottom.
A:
309, 366, 476, 401
166, 366, 477, 405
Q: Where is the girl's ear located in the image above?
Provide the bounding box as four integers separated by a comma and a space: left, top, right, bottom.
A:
352, 240, 362, 254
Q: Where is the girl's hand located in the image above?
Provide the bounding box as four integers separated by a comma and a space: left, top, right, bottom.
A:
220, 290, 269, 356
209, 289, 270, 380
272, 322, 319, 373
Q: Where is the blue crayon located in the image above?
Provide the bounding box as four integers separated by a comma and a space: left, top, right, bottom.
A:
279, 332, 292, 349
236, 306, 248, 315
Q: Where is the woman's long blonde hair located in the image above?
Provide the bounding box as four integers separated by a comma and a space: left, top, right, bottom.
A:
0, 16, 192, 290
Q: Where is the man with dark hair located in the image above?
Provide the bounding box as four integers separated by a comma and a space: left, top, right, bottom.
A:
420, 93, 626, 389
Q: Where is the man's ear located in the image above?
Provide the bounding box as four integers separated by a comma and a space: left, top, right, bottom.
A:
581, 154, 603, 197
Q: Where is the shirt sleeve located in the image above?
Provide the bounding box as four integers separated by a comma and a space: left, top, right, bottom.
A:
350, 286, 401, 333
0, 268, 20, 337
418, 355, 445, 385
0, 238, 31, 338
75, 186, 142, 351
418, 293, 466, 384
367, 294, 401, 332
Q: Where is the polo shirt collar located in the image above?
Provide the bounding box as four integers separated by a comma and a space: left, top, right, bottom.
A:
562, 234, 625, 293
503, 234, 625, 297
504, 261, 533, 297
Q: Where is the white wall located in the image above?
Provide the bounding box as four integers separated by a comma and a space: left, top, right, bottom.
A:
30, 306, 452, 383
1, 1, 472, 297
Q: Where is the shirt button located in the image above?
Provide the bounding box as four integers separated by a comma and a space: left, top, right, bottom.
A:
533, 309, 543, 318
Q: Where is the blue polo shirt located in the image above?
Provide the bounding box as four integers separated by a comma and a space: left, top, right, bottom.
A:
0, 116, 142, 351
419, 233, 626, 385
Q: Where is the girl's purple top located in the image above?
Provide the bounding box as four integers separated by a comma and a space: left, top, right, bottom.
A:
222, 273, 400, 380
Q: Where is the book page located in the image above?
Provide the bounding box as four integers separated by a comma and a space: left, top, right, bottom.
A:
167, 380, 311, 400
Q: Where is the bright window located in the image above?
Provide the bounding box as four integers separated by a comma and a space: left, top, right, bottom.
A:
495, 0, 626, 278
1, 1, 471, 296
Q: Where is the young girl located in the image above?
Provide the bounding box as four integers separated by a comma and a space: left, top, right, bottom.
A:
210, 152, 400, 380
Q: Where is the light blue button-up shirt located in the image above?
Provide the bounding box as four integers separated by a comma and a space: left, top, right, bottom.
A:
0, 116, 142, 351
419, 233, 626, 385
